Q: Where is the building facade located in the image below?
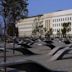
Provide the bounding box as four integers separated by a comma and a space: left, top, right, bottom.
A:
16, 9, 72, 37
16, 15, 44, 37
16, 17, 34, 37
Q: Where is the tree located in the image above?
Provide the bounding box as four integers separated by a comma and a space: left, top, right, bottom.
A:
32, 29, 36, 35
61, 27, 66, 38
2, 0, 28, 36
2, 1, 28, 65
61, 22, 71, 38
3, 0, 28, 20
32, 25, 40, 37
7, 24, 16, 36
33, 15, 43, 37
45, 28, 53, 38
15, 27, 19, 37
43, 27, 47, 32
57, 30, 61, 38
49, 28, 53, 35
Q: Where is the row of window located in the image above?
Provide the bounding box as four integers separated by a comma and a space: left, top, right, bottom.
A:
53, 23, 72, 27
53, 29, 61, 32
53, 23, 62, 27
53, 17, 72, 22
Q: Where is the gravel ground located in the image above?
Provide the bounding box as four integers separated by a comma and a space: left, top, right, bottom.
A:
0, 41, 72, 72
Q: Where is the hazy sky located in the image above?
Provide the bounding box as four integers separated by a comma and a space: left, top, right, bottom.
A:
28, 0, 72, 16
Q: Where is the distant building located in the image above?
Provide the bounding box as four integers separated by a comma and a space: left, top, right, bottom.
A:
16, 9, 72, 37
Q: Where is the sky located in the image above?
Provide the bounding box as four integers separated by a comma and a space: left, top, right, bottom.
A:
28, 0, 72, 16
0, 16, 4, 27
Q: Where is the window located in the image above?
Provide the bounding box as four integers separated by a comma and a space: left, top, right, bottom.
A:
63, 18, 64, 21
70, 17, 71, 20
53, 19, 54, 22
57, 24, 58, 27
56, 19, 58, 22
59, 23, 60, 26
65, 18, 67, 21
53, 19, 56, 22
59, 19, 60, 21
68, 17, 69, 20
61, 23, 63, 26
55, 19, 56, 22
61, 18, 62, 21
57, 29, 59, 32
53, 24, 54, 27
55, 29, 56, 32
59, 29, 60, 31
53, 29, 54, 32
55, 24, 56, 27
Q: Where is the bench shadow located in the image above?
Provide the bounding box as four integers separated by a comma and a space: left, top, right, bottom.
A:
8, 61, 67, 72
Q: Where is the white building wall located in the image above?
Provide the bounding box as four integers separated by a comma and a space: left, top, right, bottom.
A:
16, 17, 35, 37
17, 9, 72, 37
44, 9, 72, 36
51, 14, 72, 35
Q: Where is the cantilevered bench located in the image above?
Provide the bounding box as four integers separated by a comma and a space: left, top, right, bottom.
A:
50, 47, 70, 61
0, 60, 64, 72
48, 44, 72, 56
18, 43, 32, 48
48, 46, 65, 56
0, 47, 4, 51
9, 47, 37, 55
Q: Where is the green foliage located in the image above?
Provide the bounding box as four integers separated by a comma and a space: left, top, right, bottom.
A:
61, 28, 66, 37
35, 26, 39, 32
45, 31, 50, 38
33, 15, 43, 37
49, 28, 53, 35
7, 24, 15, 36
32, 29, 36, 35
61, 22, 71, 37
43, 27, 47, 32
45, 28, 53, 38
3, 0, 28, 20
3, 0, 28, 37
62, 22, 71, 28
7, 24, 19, 36
32, 26, 40, 35
57, 30, 61, 37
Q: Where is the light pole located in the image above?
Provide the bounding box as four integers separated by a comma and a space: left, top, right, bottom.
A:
2, 0, 7, 72
3, 14, 7, 72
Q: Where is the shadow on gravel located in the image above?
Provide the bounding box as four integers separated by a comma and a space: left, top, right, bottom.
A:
8, 61, 67, 72
10, 48, 37, 55
46, 44, 55, 49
